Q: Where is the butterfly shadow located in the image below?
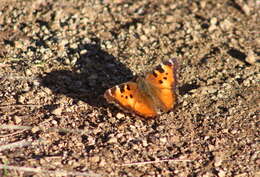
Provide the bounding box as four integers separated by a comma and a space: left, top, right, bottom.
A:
41, 40, 133, 109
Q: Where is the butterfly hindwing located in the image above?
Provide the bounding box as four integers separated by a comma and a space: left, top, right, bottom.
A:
104, 82, 157, 118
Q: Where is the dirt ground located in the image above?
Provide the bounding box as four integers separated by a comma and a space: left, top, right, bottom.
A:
0, 0, 259, 176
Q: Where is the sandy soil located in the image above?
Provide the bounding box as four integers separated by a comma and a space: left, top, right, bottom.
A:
0, 0, 259, 176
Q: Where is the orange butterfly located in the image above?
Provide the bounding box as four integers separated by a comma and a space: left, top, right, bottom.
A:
104, 59, 178, 118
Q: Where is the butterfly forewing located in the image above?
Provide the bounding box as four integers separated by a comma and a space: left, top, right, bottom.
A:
144, 59, 177, 111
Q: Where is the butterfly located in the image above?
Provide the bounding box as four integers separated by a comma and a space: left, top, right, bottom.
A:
104, 58, 178, 118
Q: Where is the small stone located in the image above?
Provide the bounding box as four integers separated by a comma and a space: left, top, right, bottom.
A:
51, 106, 63, 116
218, 169, 226, 177
182, 101, 188, 106
160, 137, 167, 144
99, 159, 106, 166
71, 57, 77, 65
231, 128, 238, 134
207, 87, 217, 94
116, 113, 125, 119
242, 4, 250, 16
31, 126, 40, 133
234, 173, 248, 177
60, 39, 69, 46
208, 25, 217, 32
15, 40, 23, 49
202, 172, 214, 177
105, 41, 112, 49
22, 83, 31, 92
220, 19, 233, 31
214, 155, 223, 167
17, 95, 26, 103
43, 87, 52, 95
208, 144, 215, 151
27, 51, 34, 57
51, 120, 58, 125
80, 49, 87, 55
108, 136, 118, 144
246, 50, 257, 64
200, 1, 207, 8
256, 38, 260, 46
64, 58, 71, 65
13, 116, 22, 124
210, 17, 217, 25
99, 31, 112, 40
70, 43, 78, 49
142, 140, 148, 147
140, 35, 148, 41
89, 156, 100, 163
33, 80, 40, 87
166, 15, 175, 23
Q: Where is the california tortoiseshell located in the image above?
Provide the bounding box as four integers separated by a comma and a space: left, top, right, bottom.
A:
104, 59, 178, 118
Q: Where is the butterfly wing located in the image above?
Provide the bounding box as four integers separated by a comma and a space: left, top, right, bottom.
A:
104, 81, 158, 118
144, 59, 178, 111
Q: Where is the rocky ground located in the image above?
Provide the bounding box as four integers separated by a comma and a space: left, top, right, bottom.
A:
0, 0, 259, 176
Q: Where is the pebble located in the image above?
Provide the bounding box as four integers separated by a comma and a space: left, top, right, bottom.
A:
160, 137, 167, 144
140, 35, 148, 41
17, 95, 26, 103
51, 106, 63, 116
214, 155, 223, 167
13, 116, 22, 124
210, 17, 217, 25
64, 58, 71, 65
242, 4, 250, 16
89, 156, 100, 163
108, 135, 118, 144
116, 113, 125, 119
51, 119, 58, 125
246, 50, 257, 64
31, 126, 40, 133
218, 169, 226, 177
220, 19, 233, 31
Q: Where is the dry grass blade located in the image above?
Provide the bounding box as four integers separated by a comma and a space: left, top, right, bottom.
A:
0, 124, 87, 135
0, 125, 32, 130
0, 139, 36, 151
0, 104, 42, 108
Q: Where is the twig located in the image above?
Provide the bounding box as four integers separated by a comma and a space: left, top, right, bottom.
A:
118, 158, 193, 166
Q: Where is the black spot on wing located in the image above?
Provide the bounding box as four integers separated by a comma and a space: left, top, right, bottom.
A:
119, 85, 125, 93
156, 65, 165, 73
152, 71, 158, 77
126, 84, 131, 90
159, 80, 163, 84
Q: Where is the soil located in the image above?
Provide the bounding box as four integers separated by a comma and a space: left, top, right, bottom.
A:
0, 0, 259, 176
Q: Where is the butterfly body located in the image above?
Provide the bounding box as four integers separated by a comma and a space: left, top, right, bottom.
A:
104, 59, 178, 118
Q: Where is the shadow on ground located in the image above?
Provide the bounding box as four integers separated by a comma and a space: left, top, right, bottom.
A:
41, 40, 133, 108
